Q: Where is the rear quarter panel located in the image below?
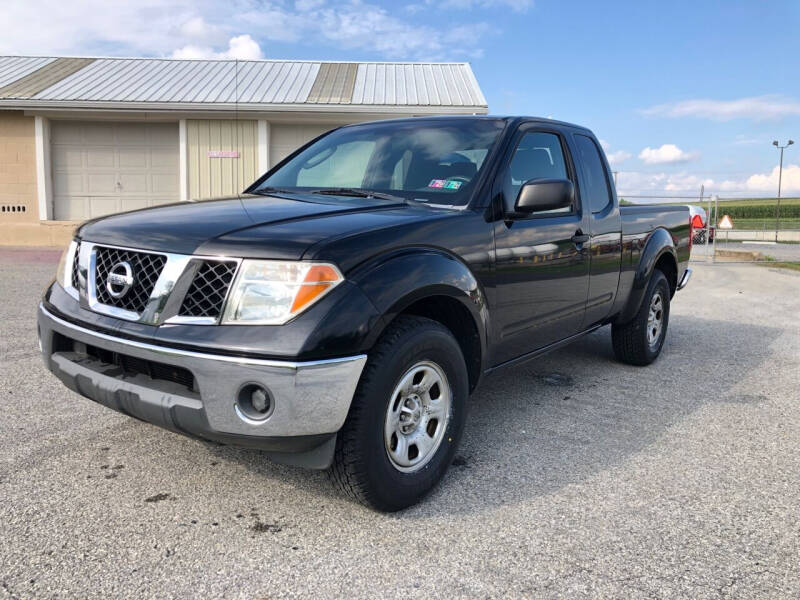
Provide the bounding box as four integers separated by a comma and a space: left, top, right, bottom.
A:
613, 205, 690, 321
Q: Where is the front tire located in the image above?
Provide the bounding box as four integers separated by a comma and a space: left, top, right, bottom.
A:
328, 315, 468, 511
612, 270, 671, 366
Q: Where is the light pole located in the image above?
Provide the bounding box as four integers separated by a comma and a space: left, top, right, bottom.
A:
773, 139, 794, 241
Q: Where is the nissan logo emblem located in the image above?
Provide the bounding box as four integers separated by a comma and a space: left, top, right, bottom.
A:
106, 261, 134, 298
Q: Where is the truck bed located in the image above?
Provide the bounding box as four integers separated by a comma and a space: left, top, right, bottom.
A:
620, 204, 690, 236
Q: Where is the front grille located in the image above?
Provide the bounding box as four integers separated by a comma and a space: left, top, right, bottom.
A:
71, 241, 81, 290
178, 260, 238, 318
93, 246, 166, 313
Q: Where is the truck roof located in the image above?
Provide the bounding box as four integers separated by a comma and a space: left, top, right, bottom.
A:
339, 115, 594, 135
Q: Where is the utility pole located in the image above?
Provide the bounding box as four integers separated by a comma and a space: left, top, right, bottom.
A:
772, 139, 794, 242
612, 171, 619, 188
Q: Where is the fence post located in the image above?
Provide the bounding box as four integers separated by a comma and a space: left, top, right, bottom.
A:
711, 195, 718, 263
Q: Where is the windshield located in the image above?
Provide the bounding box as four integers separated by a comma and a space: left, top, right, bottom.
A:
252, 119, 506, 206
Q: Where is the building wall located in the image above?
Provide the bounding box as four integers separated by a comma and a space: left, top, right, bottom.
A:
0, 110, 37, 223
187, 120, 259, 200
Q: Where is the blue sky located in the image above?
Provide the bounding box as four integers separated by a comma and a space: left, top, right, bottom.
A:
3, 0, 799, 196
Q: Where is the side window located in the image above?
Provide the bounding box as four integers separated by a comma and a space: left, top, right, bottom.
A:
574, 135, 612, 213
504, 132, 570, 213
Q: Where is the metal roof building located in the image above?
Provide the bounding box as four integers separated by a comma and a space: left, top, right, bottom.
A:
0, 56, 487, 111
0, 55, 488, 245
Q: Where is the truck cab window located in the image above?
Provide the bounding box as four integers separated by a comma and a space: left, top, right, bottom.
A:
504, 132, 570, 213
574, 134, 612, 213
257, 119, 505, 206
296, 140, 376, 188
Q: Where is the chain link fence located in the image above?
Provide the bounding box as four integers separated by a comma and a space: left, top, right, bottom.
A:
618, 189, 800, 264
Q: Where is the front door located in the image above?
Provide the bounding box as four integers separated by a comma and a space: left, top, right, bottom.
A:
491, 127, 590, 366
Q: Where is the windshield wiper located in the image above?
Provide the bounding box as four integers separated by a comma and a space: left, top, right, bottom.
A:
310, 188, 400, 201
250, 186, 297, 196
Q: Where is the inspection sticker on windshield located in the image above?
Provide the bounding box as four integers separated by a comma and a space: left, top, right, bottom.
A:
428, 179, 446, 188
445, 180, 463, 190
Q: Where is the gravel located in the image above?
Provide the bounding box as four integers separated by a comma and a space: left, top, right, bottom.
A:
1, 249, 799, 599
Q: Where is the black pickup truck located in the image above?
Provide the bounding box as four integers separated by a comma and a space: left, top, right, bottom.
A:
39, 116, 691, 511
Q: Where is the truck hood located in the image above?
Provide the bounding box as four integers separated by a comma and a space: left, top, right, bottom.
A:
77, 193, 452, 260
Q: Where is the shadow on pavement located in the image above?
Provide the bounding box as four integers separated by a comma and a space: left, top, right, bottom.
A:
199, 314, 778, 516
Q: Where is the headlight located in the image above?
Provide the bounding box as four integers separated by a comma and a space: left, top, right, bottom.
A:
221, 260, 344, 325
56, 240, 78, 291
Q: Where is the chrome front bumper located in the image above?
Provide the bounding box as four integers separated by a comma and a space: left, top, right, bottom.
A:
38, 304, 366, 466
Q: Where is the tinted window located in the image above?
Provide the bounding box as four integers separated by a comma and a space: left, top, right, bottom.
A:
503, 131, 570, 213
256, 119, 506, 206
296, 140, 375, 188
574, 134, 612, 213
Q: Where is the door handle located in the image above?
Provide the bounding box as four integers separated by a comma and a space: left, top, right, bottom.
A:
571, 231, 590, 244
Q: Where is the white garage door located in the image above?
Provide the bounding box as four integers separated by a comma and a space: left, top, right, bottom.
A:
269, 123, 340, 168
51, 121, 179, 220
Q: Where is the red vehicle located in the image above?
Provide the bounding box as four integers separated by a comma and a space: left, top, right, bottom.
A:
688, 205, 714, 244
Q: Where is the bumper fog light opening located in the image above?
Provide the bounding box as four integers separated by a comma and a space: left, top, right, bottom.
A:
235, 383, 275, 424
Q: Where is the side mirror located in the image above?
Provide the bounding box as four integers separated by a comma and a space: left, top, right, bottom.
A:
514, 178, 574, 214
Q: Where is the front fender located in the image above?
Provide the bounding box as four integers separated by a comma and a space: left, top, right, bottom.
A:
351, 249, 490, 366
617, 228, 677, 324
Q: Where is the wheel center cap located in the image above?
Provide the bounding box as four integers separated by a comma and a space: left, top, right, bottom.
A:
400, 394, 423, 432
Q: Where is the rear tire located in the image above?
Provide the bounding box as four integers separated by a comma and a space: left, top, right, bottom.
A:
328, 315, 468, 512
612, 270, 670, 366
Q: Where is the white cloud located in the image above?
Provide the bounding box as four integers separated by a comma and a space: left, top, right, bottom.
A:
599, 139, 631, 165
179, 16, 223, 41
732, 135, 764, 146
296, 4, 493, 59
742, 164, 800, 194
427, 0, 533, 11
295, 0, 326, 10
607, 150, 632, 165
615, 171, 713, 196
638, 144, 695, 165
642, 95, 800, 121
615, 165, 800, 197
0, 0, 495, 61
171, 35, 265, 60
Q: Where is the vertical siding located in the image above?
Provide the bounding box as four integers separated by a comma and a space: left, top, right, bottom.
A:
187, 120, 258, 200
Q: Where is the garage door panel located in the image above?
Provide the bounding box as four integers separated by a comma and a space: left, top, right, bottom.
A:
84, 123, 116, 145
52, 145, 83, 168
89, 197, 121, 217
51, 122, 83, 144
87, 173, 117, 195
115, 123, 147, 145
54, 172, 85, 195
53, 196, 88, 221
151, 145, 179, 168
114, 198, 150, 212
87, 148, 115, 168
51, 121, 179, 220
118, 173, 148, 194
152, 173, 179, 194
148, 123, 179, 146
118, 146, 148, 168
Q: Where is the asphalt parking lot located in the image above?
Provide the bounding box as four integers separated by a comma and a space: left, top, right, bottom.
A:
2, 249, 799, 599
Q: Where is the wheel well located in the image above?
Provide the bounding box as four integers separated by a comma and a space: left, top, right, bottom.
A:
655, 253, 677, 296
399, 295, 482, 393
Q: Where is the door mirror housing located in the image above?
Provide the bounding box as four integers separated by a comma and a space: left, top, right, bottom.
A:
514, 178, 574, 215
